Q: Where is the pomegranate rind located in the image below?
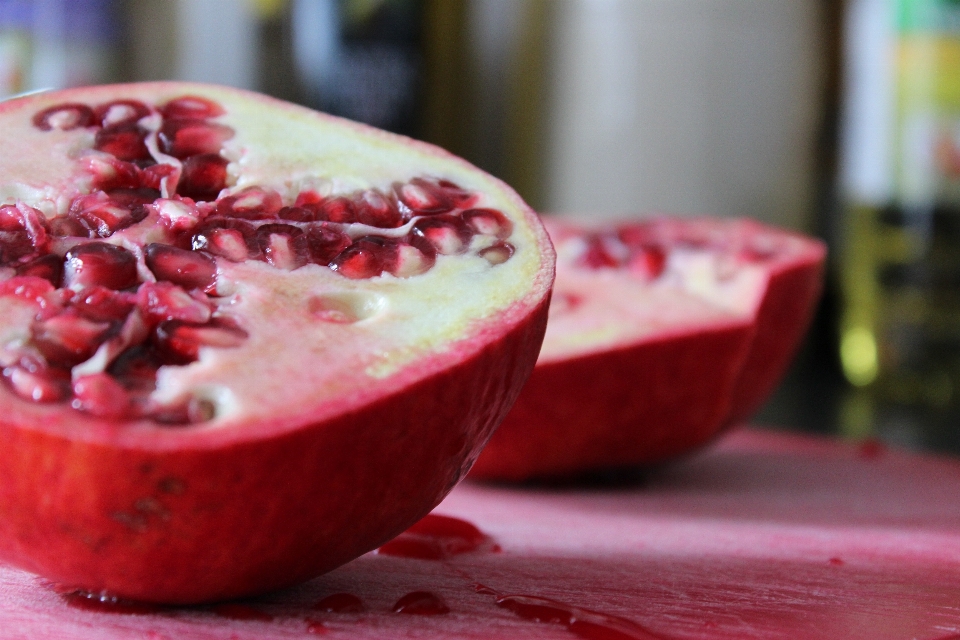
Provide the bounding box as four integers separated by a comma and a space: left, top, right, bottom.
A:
470, 216, 824, 481
0, 83, 555, 602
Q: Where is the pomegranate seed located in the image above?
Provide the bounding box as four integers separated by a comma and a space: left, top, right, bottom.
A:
31, 312, 113, 368
303, 225, 351, 266
70, 286, 136, 322
16, 254, 64, 287
190, 218, 257, 261
107, 345, 161, 393
478, 241, 514, 265
94, 125, 151, 162
329, 237, 397, 279
617, 224, 657, 249
435, 179, 477, 208
49, 216, 88, 238
63, 242, 138, 291
255, 224, 306, 270
93, 100, 151, 128
461, 208, 513, 240
216, 187, 282, 220
145, 243, 216, 290
177, 154, 228, 201
355, 190, 403, 228
3, 360, 71, 403
154, 318, 247, 364
137, 281, 212, 325
71, 373, 133, 419
0, 203, 48, 264
628, 246, 667, 280
313, 196, 357, 223
413, 215, 472, 254
150, 198, 201, 232
0, 276, 55, 302
277, 206, 316, 222
69, 192, 147, 238
150, 396, 216, 425
159, 119, 234, 158
32, 103, 94, 131
140, 163, 178, 191
83, 156, 143, 191
161, 96, 225, 120
391, 240, 435, 277
396, 179, 455, 215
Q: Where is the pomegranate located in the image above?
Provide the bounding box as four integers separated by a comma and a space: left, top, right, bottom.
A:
470, 216, 825, 481
0, 83, 554, 603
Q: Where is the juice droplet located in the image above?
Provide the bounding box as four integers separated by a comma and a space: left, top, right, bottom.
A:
209, 603, 274, 621
314, 592, 365, 613
376, 513, 498, 560
495, 594, 670, 640
305, 618, 329, 634
62, 589, 164, 615
392, 591, 450, 615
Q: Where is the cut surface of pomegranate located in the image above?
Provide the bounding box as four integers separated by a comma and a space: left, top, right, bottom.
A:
0, 83, 554, 603
470, 216, 824, 481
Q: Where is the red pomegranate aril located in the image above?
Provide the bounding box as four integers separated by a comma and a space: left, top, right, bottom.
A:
478, 241, 514, 265
0, 232, 38, 266
303, 225, 351, 266
31, 312, 112, 367
31, 103, 94, 131
257, 225, 306, 270
391, 591, 449, 616
0, 276, 55, 303
49, 216, 88, 238
391, 240, 435, 278
159, 119, 234, 158
15, 254, 63, 287
277, 206, 315, 222
396, 180, 453, 215
177, 154, 228, 202
69, 192, 144, 238
315, 196, 357, 224
355, 190, 403, 228
413, 215, 472, 255
628, 246, 667, 280
462, 208, 513, 240
137, 282, 212, 325
216, 187, 282, 220
107, 345, 161, 393
71, 373, 133, 419
94, 125, 151, 162
3, 360, 71, 403
154, 318, 247, 364
144, 243, 217, 290
161, 95, 225, 120
85, 157, 143, 191
94, 100, 151, 128
63, 242, 139, 291
192, 228, 249, 262
329, 237, 396, 279
578, 237, 623, 269
70, 286, 136, 322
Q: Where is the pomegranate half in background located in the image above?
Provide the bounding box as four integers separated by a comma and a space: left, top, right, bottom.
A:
470, 216, 825, 481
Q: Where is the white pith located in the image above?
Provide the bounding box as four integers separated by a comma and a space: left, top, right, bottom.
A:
539, 218, 807, 364
0, 84, 547, 435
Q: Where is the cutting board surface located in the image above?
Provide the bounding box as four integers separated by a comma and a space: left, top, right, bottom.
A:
3, 428, 960, 640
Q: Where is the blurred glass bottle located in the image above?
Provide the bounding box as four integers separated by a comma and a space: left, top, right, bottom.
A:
0, 0, 119, 99
839, 0, 960, 440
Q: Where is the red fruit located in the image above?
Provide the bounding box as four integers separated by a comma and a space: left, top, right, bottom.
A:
0, 82, 553, 604
470, 216, 824, 481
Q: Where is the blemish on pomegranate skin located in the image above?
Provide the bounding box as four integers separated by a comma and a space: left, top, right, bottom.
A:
62, 589, 165, 615
392, 591, 450, 615
314, 592, 364, 613
305, 618, 329, 634
376, 513, 498, 560
828, 557, 845, 566
209, 603, 274, 621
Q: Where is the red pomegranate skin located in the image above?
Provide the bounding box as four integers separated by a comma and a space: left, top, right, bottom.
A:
470, 217, 825, 481
0, 83, 555, 603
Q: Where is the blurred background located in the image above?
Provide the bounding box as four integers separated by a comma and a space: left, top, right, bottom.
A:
2, 0, 959, 455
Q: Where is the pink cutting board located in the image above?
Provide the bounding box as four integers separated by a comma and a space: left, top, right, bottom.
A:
2, 427, 960, 640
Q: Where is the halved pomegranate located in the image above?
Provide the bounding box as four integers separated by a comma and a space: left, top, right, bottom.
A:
0, 83, 554, 603
470, 216, 825, 481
